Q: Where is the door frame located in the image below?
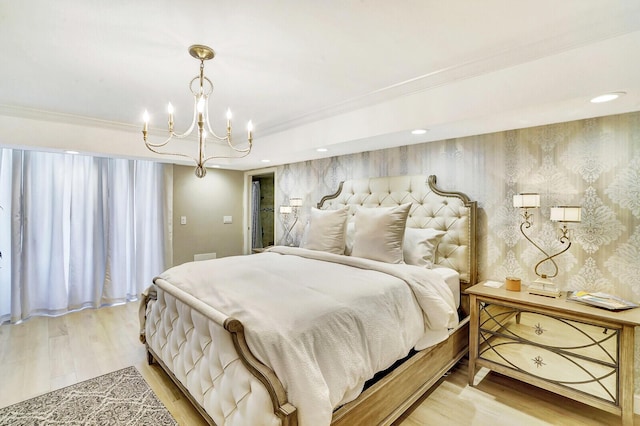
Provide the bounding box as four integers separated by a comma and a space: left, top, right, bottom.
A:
243, 167, 278, 254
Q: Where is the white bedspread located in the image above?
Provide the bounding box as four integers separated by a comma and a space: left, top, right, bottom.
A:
157, 246, 458, 426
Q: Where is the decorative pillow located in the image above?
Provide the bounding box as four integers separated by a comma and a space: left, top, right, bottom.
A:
300, 207, 348, 255
403, 227, 447, 268
351, 203, 411, 263
344, 221, 355, 255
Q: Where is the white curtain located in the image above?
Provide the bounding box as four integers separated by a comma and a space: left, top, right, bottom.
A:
0, 149, 173, 323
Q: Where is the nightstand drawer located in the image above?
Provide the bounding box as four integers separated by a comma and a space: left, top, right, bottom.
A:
479, 336, 618, 403
479, 306, 619, 365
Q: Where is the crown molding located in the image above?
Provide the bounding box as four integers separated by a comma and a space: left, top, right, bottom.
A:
258, 24, 640, 136
0, 105, 138, 133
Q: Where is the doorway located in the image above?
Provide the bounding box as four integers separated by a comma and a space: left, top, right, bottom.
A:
244, 168, 276, 253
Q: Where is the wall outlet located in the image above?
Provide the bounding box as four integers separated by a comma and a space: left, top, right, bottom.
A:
180, 216, 187, 225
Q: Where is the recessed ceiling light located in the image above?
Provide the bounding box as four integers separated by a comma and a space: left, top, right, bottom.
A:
65, 150, 79, 155
261, 159, 271, 163
590, 92, 626, 103
411, 129, 428, 135
316, 148, 328, 152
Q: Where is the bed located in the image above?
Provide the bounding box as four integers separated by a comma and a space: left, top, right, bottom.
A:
141, 174, 477, 425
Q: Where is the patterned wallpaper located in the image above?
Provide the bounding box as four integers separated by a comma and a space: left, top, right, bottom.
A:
274, 111, 640, 391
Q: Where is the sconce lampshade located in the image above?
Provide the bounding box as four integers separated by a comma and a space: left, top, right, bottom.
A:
280, 206, 293, 214
513, 193, 540, 208
550, 206, 582, 223
289, 198, 303, 207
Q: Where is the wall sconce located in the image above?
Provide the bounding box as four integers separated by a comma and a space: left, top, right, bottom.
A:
513, 193, 540, 225
547, 206, 582, 271
289, 197, 303, 209
514, 194, 581, 297
280, 198, 302, 246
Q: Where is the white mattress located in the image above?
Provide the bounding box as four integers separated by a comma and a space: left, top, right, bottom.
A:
433, 266, 460, 308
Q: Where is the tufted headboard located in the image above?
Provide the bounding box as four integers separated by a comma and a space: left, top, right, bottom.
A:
317, 175, 477, 287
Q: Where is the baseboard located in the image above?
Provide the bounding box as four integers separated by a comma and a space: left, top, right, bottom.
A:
194, 252, 217, 261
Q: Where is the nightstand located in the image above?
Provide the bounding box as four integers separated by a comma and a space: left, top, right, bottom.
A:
251, 246, 273, 254
467, 283, 640, 426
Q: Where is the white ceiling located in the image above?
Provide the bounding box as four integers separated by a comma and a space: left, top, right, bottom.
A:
1, 0, 640, 171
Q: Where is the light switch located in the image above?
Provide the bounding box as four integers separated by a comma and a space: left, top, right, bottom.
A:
180, 216, 187, 225
223, 216, 233, 224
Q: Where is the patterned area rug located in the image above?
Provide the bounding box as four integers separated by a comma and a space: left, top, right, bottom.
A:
0, 366, 177, 425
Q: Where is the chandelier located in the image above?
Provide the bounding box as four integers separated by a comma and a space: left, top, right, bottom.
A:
142, 44, 253, 178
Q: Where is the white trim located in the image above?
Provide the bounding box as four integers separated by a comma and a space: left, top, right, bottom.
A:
0, 104, 138, 131
634, 394, 640, 415
243, 167, 278, 254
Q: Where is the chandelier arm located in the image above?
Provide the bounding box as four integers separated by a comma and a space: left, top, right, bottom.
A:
226, 137, 251, 153
219, 122, 252, 153
204, 105, 228, 140
201, 149, 251, 167
202, 106, 251, 150
144, 142, 204, 166
170, 97, 199, 139
145, 134, 175, 149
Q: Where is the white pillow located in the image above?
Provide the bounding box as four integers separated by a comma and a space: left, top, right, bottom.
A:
403, 228, 447, 268
344, 221, 355, 255
300, 207, 348, 255
351, 203, 411, 263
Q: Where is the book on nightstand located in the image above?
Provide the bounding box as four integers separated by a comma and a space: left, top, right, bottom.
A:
567, 290, 638, 311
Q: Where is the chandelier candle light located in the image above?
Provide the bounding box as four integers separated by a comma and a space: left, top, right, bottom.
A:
142, 45, 253, 178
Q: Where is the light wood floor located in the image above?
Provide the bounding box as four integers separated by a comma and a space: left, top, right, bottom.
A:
0, 302, 637, 425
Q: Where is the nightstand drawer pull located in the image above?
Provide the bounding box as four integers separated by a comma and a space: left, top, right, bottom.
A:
532, 355, 545, 368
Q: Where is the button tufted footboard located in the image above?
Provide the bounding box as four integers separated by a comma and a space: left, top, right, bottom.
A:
145, 282, 297, 425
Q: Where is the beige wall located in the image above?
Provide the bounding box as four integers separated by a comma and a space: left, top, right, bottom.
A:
172, 165, 244, 266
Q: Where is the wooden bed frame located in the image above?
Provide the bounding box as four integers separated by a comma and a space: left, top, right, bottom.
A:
145, 174, 477, 425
